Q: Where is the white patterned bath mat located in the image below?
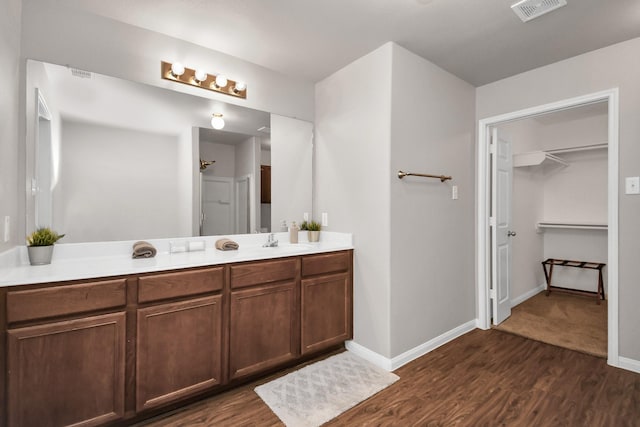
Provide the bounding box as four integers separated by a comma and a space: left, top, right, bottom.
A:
255, 351, 399, 427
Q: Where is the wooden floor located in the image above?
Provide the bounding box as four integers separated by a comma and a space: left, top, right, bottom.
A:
139, 329, 640, 426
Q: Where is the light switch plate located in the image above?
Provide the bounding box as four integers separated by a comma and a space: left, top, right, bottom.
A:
452, 185, 459, 200
625, 176, 640, 195
321, 212, 328, 227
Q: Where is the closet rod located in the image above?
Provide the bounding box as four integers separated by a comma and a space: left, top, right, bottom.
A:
546, 143, 607, 154
398, 170, 452, 182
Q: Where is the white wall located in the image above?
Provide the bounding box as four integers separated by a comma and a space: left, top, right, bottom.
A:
271, 115, 313, 232
235, 137, 260, 233
20, 1, 314, 121
389, 45, 476, 355
55, 121, 183, 242
315, 43, 393, 358
1, 0, 22, 251
199, 141, 236, 178
476, 37, 640, 360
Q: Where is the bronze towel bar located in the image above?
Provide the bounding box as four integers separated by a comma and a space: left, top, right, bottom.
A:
397, 170, 452, 182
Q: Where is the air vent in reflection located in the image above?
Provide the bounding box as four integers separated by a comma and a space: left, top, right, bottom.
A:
511, 0, 567, 22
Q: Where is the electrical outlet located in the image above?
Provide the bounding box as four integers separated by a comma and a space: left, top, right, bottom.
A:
321, 212, 328, 227
625, 176, 640, 195
303, 212, 309, 221
452, 185, 459, 200
3, 216, 9, 242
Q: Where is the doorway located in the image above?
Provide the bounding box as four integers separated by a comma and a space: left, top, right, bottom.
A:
476, 89, 619, 366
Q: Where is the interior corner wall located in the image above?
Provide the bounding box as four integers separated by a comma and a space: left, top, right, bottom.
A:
476, 36, 640, 360
270, 115, 313, 232
388, 44, 476, 356
314, 43, 393, 358
0, 0, 22, 252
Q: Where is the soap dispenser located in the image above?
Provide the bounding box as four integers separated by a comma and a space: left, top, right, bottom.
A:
289, 221, 299, 244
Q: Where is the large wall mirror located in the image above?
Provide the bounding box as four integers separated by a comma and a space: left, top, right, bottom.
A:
25, 60, 313, 243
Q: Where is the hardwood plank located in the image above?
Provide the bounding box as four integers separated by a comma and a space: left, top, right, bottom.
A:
138, 329, 640, 426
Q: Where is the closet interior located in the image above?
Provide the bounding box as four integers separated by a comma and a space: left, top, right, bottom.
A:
496, 101, 609, 356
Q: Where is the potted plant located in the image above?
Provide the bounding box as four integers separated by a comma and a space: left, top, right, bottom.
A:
306, 220, 321, 242
26, 227, 65, 265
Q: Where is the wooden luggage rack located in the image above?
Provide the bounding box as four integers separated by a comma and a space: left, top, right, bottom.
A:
541, 258, 606, 304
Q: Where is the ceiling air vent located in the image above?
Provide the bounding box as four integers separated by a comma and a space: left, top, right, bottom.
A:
69, 67, 92, 79
511, 0, 567, 22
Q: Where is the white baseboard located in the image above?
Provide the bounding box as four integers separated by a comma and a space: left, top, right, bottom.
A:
345, 319, 477, 372
510, 284, 545, 308
617, 356, 640, 374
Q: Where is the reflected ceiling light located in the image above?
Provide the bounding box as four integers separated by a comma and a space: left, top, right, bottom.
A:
161, 61, 247, 99
170, 62, 185, 78
211, 113, 225, 130
214, 74, 228, 88
233, 81, 247, 94
194, 69, 208, 84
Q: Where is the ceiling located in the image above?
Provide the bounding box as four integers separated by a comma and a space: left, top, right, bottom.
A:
43, 0, 640, 86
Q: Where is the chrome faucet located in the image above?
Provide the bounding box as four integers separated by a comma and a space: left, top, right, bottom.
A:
263, 233, 278, 247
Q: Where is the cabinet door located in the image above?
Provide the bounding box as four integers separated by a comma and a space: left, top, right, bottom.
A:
7, 312, 126, 427
229, 282, 298, 380
136, 295, 222, 412
301, 272, 352, 355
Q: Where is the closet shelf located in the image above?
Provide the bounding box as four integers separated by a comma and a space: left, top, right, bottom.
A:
513, 151, 568, 168
513, 143, 607, 168
536, 221, 608, 232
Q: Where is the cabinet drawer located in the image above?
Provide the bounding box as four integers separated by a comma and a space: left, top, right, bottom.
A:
7, 279, 126, 324
230, 258, 299, 289
138, 267, 224, 303
302, 251, 351, 277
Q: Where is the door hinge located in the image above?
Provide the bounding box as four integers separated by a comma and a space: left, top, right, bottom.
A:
489, 142, 496, 155
489, 216, 496, 227
490, 288, 496, 299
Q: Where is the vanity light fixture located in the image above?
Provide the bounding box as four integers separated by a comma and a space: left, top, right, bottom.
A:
161, 61, 247, 99
193, 69, 208, 84
211, 113, 225, 130
214, 74, 228, 88
170, 62, 185, 78
233, 81, 247, 94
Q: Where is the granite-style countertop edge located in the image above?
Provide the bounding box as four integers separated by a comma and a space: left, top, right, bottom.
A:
0, 232, 353, 288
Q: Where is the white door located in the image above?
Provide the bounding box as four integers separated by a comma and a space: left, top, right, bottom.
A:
201, 176, 234, 236
491, 128, 514, 325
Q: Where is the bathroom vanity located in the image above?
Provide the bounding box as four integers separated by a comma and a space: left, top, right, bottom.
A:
0, 233, 353, 427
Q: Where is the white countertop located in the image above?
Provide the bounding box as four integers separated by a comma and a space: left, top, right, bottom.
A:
0, 232, 353, 287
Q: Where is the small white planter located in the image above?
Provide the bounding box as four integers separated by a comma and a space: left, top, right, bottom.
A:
27, 245, 54, 265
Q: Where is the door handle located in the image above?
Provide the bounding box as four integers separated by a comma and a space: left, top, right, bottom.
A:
507, 231, 517, 237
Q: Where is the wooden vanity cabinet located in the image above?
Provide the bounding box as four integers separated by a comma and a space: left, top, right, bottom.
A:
135, 267, 224, 412
301, 251, 353, 355
2, 250, 352, 427
228, 258, 299, 380
5, 279, 127, 427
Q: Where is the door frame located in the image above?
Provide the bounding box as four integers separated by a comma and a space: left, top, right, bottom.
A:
476, 88, 619, 366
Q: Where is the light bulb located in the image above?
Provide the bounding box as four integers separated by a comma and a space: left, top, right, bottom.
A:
215, 74, 228, 88
211, 114, 225, 130
194, 69, 208, 83
234, 81, 247, 93
170, 62, 185, 77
